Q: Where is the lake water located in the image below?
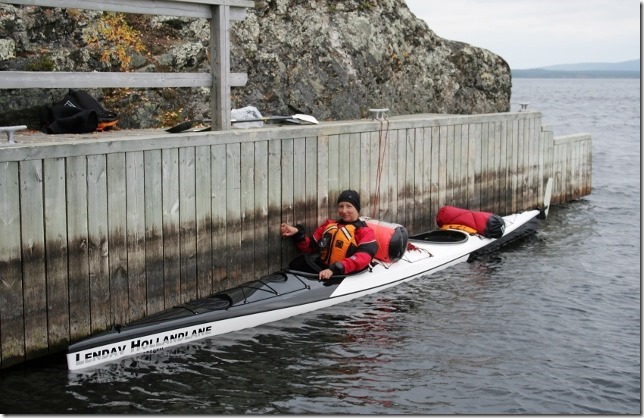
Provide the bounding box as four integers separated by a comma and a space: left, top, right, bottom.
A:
0, 78, 640, 414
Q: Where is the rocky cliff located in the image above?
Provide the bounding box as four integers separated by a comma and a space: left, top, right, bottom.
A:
0, 0, 512, 130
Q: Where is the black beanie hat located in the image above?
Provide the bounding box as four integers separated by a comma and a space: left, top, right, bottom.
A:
337, 189, 361, 212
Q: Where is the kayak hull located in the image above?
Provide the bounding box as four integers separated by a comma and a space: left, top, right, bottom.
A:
67, 209, 540, 371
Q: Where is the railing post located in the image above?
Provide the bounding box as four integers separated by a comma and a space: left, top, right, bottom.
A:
210, 4, 231, 130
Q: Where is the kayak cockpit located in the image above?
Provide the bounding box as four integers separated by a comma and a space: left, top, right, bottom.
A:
409, 229, 470, 244
124, 271, 328, 329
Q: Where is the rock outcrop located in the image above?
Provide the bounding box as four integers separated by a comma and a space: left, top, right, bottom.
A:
0, 0, 512, 130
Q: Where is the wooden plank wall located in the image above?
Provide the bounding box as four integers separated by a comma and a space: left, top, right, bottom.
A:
0, 112, 592, 368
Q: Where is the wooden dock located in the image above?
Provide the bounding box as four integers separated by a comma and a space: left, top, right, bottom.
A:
0, 111, 591, 368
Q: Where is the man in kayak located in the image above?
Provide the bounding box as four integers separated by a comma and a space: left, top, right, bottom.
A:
280, 189, 378, 280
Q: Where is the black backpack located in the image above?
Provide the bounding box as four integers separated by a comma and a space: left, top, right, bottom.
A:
42, 89, 118, 134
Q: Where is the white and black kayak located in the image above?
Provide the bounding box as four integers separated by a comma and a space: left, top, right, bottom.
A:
68, 184, 551, 371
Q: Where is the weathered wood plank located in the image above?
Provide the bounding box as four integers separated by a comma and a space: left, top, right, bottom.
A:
66, 156, 90, 341
455, 124, 467, 211
316, 135, 330, 225
179, 147, 197, 302
173, 0, 254, 7
570, 138, 580, 200
481, 122, 492, 212
19, 159, 48, 359
544, 129, 556, 204
369, 129, 379, 218
4, 0, 253, 18
493, 121, 503, 214
126, 151, 146, 319
454, 125, 464, 206
490, 121, 498, 212
382, 128, 394, 221
211, 144, 228, 288
565, 141, 573, 202
367, 129, 378, 219
465, 123, 477, 211
491, 121, 501, 214
0, 72, 248, 89
162, 148, 181, 307
498, 120, 509, 215
279, 139, 295, 265
524, 118, 533, 204
86, 155, 110, 332
575, 138, 583, 199
348, 133, 361, 192
524, 118, 534, 208
420, 127, 432, 231
240, 141, 255, 280
413, 128, 424, 232
517, 118, 527, 210
293, 137, 306, 227
405, 129, 422, 233
509, 119, 519, 212
253, 141, 269, 277
144, 150, 165, 313
447, 125, 461, 206
43, 158, 69, 352
531, 117, 541, 206
226, 143, 242, 283
359, 132, 371, 217
372, 125, 389, 220
0, 161, 25, 367
107, 153, 128, 325
437, 126, 447, 210
404, 129, 415, 231
304, 137, 318, 233
326, 134, 340, 214
266, 139, 282, 271
583, 136, 592, 196
445, 125, 455, 209
535, 120, 547, 207
195, 145, 213, 296
335, 132, 351, 201
475, 123, 485, 211
394, 129, 406, 226
555, 142, 566, 204
210, 5, 232, 130
428, 127, 440, 227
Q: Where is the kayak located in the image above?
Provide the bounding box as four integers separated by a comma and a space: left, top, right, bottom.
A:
67, 204, 546, 371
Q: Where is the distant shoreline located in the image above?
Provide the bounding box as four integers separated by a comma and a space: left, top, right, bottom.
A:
512, 69, 640, 79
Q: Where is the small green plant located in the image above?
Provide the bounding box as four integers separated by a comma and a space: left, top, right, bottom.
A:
26, 55, 55, 71
358, 1, 375, 11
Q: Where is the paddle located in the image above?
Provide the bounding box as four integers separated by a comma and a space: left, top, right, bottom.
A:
166, 114, 318, 133
232, 114, 319, 125
165, 119, 209, 133
538, 177, 553, 219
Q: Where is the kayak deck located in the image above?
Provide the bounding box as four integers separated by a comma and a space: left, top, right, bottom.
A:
67, 209, 541, 371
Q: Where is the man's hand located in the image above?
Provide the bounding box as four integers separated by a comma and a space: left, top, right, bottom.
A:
318, 268, 334, 280
280, 223, 298, 237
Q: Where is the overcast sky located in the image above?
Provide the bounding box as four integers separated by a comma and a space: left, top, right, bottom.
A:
404, 0, 641, 69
